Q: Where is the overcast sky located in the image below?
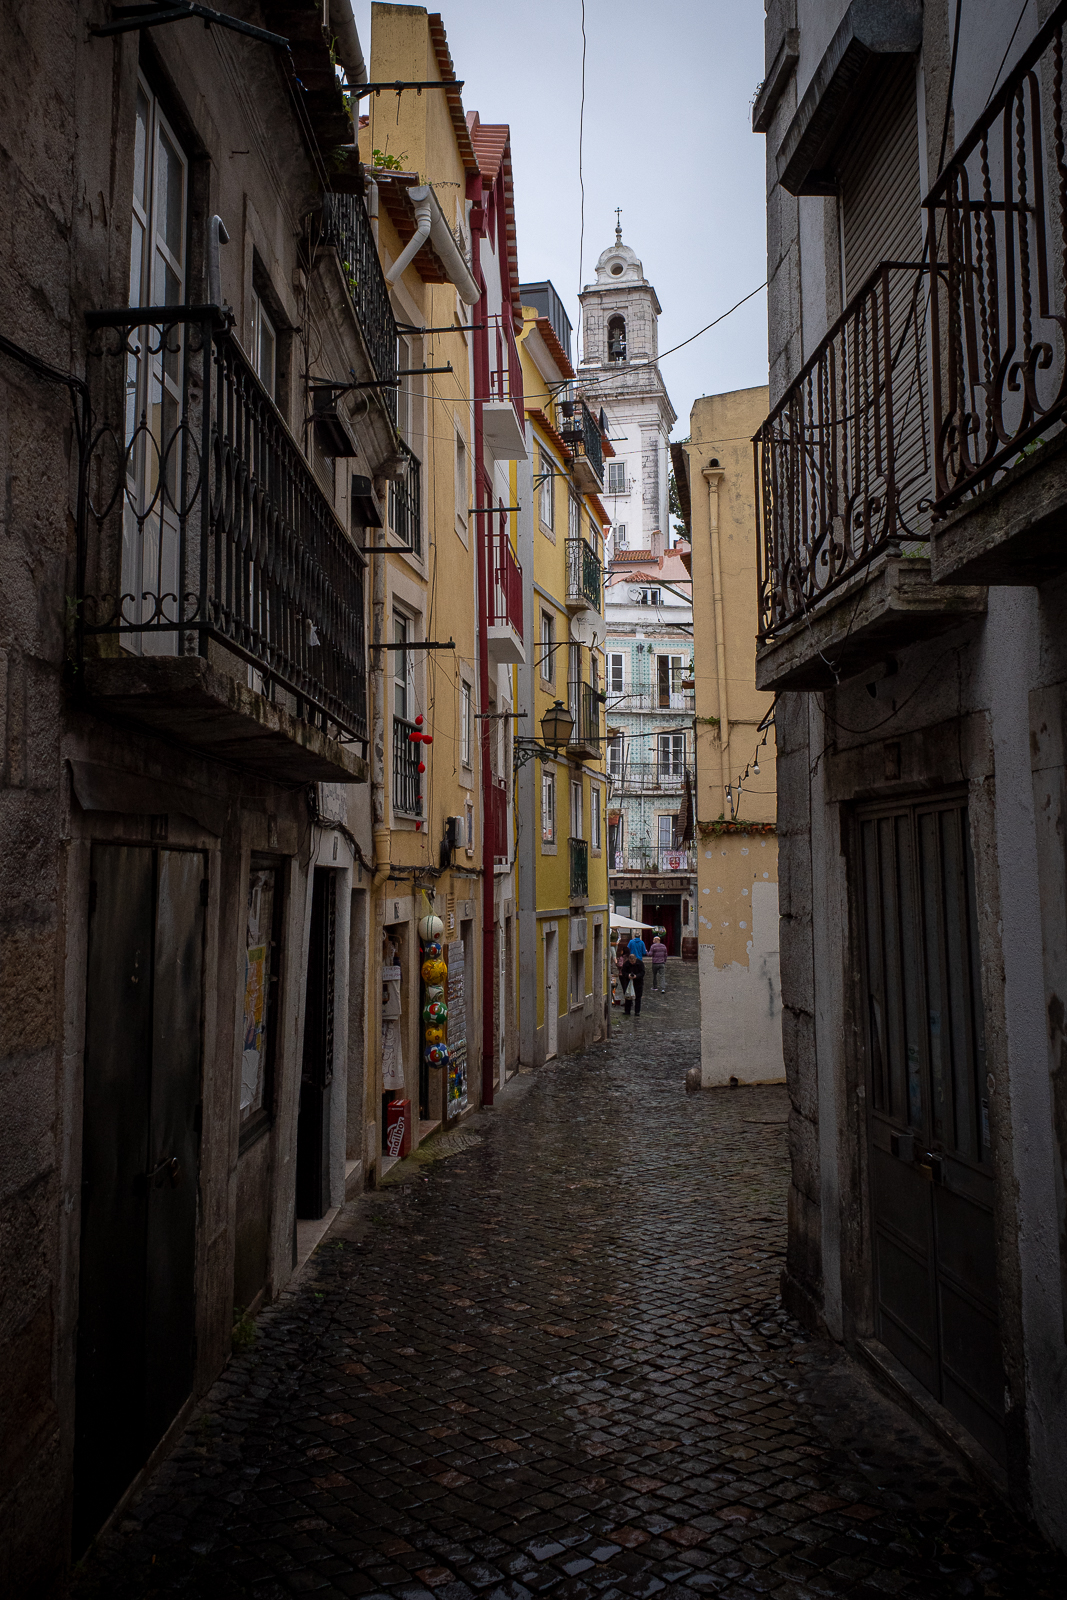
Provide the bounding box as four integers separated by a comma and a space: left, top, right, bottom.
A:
351, 0, 769, 438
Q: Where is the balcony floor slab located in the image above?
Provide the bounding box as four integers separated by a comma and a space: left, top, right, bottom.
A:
930, 431, 1067, 586
83, 655, 368, 784
755, 558, 986, 693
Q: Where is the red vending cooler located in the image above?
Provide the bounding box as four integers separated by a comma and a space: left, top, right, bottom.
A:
385, 1096, 412, 1159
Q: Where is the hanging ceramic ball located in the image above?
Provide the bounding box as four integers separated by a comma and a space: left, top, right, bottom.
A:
422, 998, 447, 1024
421, 957, 447, 984
424, 983, 445, 1001
421, 940, 442, 959
424, 1024, 445, 1045
418, 915, 444, 940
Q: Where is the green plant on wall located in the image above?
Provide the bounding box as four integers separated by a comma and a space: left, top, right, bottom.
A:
372, 148, 408, 171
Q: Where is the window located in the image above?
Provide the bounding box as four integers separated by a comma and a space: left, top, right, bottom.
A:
614, 522, 627, 547
568, 642, 582, 723
639, 587, 661, 606
465, 800, 474, 849
461, 681, 472, 767
608, 733, 624, 777
568, 495, 581, 542
608, 812, 623, 862
607, 314, 627, 361
126, 78, 188, 650
570, 950, 585, 1008
540, 610, 555, 683
607, 461, 626, 495
591, 784, 602, 851
250, 285, 276, 400
571, 780, 584, 840
657, 653, 685, 707
393, 613, 410, 719
658, 814, 676, 852
658, 732, 685, 778
538, 450, 555, 530
591, 652, 600, 695
608, 652, 624, 694
541, 769, 556, 843
455, 425, 469, 529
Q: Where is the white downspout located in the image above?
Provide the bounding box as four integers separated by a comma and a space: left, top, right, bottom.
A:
366, 177, 379, 245
386, 191, 432, 285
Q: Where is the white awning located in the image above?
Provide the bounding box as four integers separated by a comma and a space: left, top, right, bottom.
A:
609, 911, 658, 930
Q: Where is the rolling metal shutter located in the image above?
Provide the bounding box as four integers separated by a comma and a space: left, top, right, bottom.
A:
840, 58, 923, 296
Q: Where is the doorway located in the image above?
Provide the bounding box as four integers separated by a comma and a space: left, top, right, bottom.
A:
74, 845, 205, 1552
297, 868, 336, 1219
642, 894, 681, 955
593, 920, 604, 1040
859, 797, 1004, 1463
544, 926, 558, 1060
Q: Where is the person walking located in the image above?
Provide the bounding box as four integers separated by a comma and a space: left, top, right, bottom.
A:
624, 934, 645, 1017
650, 933, 668, 992
612, 936, 629, 1007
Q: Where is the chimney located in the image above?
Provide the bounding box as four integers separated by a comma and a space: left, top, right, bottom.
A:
650, 527, 664, 563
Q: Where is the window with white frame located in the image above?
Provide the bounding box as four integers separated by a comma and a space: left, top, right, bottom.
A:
606, 461, 626, 495
250, 285, 276, 400
591, 784, 602, 850
614, 523, 627, 547
570, 779, 583, 840
608, 651, 624, 694
455, 425, 469, 528
461, 680, 472, 767
538, 450, 555, 530
639, 587, 661, 606
541, 768, 556, 843
465, 800, 474, 849
540, 610, 555, 683
568, 495, 581, 542
658, 732, 685, 778
607, 733, 624, 777
393, 613, 412, 719
658, 814, 676, 852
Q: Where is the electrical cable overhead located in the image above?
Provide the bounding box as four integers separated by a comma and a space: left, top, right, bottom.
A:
576, 0, 587, 359
576, 282, 767, 391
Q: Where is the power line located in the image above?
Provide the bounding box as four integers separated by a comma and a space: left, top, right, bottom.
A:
577, 282, 767, 391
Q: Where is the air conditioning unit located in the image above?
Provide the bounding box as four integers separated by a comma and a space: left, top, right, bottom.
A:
570, 916, 588, 952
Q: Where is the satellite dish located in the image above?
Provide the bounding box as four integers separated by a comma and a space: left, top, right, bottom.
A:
570, 611, 607, 649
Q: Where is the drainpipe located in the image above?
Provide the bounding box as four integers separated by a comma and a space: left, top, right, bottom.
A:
366, 177, 379, 246
386, 190, 432, 286
702, 463, 729, 807
468, 190, 496, 1109
369, 489, 390, 890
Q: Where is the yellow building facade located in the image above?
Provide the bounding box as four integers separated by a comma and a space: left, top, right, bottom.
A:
677, 389, 783, 1085
516, 287, 611, 1061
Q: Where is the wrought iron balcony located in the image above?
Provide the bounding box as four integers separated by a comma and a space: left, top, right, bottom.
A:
924, 0, 1067, 584
565, 536, 602, 611
321, 191, 398, 424
569, 836, 589, 899
78, 308, 367, 779
554, 391, 604, 491
754, 260, 932, 641
607, 761, 693, 795
567, 680, 602, 759
393, 715, 423, 816
608, 688, 694, 713
489, 778, 510, 864
487, 525, 524, 664
388, 437, 421, 554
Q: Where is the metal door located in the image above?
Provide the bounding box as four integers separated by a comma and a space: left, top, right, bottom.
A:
74, 845, 205, 1552
859, 799, 1004, 1462
296, 868, 336, 1219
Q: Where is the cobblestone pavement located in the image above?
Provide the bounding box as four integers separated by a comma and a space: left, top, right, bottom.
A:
74, 962, 1066, 1600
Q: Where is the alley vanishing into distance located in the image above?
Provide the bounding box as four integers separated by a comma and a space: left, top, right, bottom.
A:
73, 964, 1065, 1600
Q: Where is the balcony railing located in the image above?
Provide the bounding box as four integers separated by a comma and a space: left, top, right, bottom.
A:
566, 536, 602, 610
607, 761, 693, 795
393, 715, 423, 815
388, 437, 421, 554
555, 392, 604, 482
754, 261, 931, 639
488, 525, 523, 636
321, 191, 399, 424
608, 688, 694, 713
79, 309, 367, 744
925, 1, 1067, 512
569, 836, 589, 898
490, 778, 510, 864
567, 680, 602, 756
658, 849, 690, 873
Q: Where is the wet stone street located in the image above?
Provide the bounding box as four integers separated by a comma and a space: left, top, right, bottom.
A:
74, 962, 1066, 1600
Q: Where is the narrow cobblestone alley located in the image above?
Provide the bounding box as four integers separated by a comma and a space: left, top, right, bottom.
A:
73, 964, 1066, 1600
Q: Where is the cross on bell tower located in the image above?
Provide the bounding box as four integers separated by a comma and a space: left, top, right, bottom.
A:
614, 206, 623, 244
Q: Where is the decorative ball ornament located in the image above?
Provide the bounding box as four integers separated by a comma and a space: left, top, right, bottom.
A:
424, 1025, 445, 1045
422, 999, 447, 1024
424, 1043, 448, 1066
421, 940, 442, 958
418, 915, 444, 941
421, 957, 447, 984
425, 983, 445, 1001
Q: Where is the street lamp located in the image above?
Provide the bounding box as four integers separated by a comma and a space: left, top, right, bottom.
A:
540, 699, 574, 752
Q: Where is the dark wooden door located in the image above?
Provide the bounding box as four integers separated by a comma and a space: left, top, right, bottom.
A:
74, 845, 205, 1552
296, 868, 335, 1220
859, 799, 1004, 1462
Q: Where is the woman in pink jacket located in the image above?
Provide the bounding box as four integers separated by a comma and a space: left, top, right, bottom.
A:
650, 933, 668, 993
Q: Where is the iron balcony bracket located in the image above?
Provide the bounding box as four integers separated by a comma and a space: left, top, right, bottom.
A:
356, 543, 418, 555
91, 4, 288, 47
469, 506, 521, 514
352, 80, 465, 99
86, 303, 234, 330
371, 639, 456, 651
